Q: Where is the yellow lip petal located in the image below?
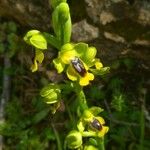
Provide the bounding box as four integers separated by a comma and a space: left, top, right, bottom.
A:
87, 72, 94, 80
79, 76, 89, 86
97, 126, 109, 137
67, 65, 78, 81
79, 72, 94, 86
31, 59, 38, 72
35, 49, 44, 63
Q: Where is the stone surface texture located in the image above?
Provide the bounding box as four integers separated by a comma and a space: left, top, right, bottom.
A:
0, 0, 149, 67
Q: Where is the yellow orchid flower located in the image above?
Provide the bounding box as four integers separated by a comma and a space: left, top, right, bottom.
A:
53, 43, 107, 86
67, 57, 94, 86
77, 107, 109, 138
89, 117, 109, 138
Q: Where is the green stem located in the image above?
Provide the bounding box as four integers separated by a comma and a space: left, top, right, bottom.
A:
75, 84, 88, 113
98, 137, 105, 150
52, 123, 62, 150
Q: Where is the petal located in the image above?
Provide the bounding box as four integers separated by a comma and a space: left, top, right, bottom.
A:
77, 120, 85, 132
83, 47, 97, 64
53, 58, 65, 73
61, 43, 74, 52
89, 107, 103, 116
79, 75, 90, 86
35, 49, 44, 63
60, 49, 77, 64
30, 33, 47, 49
87, 72, 94, 80
95, 59, 103, 69
79, 73, 94, 86
97, 126, 109, 137
30, 59, 38, 72
82, 110, 94, 122
67, 65, 78, 81
74, 43, 88, 57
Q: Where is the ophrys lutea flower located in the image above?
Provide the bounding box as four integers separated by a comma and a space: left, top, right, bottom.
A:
77, 107, 109, 138
53, 43, 104, 86
24, 30, 47, 72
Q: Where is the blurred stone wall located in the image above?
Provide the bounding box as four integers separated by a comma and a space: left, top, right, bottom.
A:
0, 0, 149, 67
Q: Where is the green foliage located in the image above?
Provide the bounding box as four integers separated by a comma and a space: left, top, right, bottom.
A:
111, 91, 125, 112
0, 21, 18, 57
0, 97, 56, 150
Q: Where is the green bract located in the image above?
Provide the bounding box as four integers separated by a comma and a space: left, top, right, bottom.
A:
40, 83, 61, 104
53, 43, 105, 86
52, 2, 71, 45
66, 130, 82, 149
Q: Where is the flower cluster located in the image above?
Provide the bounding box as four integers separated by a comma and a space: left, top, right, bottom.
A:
53, 43, 105, 86
66, 107, 109, 149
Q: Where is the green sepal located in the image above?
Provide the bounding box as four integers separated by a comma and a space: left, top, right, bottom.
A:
52, 3, 71, 45
84, 47, 97, 65
24, 30, 40, 44
58, 3, 70, 22
90, 67, 110, 76
82, 110, 93, 121
61, 43, 74, 52
30, 34, 47, 49
89, 107, 103, 116
24, 30, 47, 50
52, 8, 59, 38
62, 14, 72, 44
74, 43, 88, 57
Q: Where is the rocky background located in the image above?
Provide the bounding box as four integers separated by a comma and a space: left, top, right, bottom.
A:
0, 0, 149, 66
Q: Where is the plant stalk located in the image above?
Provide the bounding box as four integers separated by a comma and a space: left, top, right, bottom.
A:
76, 84, 88, 113
98, 137, 105, 150
52, 123, 62, 150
